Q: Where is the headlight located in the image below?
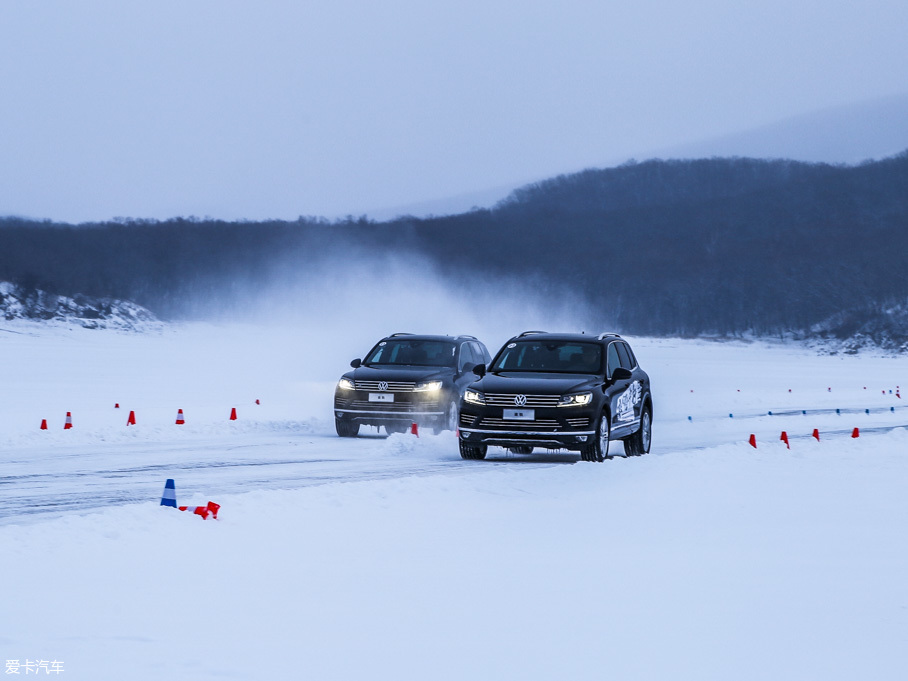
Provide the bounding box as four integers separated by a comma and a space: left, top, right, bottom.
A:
558, 392, 592, 407
414, 380, 443, 392
337, 377, 355, 391
464, 389, 486, 405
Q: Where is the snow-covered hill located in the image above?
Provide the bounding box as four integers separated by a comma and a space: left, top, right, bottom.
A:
0, 281, 160, 331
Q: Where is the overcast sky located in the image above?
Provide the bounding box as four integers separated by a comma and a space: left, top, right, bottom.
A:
1, 1, 907, 223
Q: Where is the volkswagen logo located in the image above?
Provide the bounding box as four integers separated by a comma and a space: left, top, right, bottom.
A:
514, 394, 527, 406
378, 381, 389, 391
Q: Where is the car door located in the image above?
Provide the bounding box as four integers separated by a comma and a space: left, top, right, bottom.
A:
454, 342, 479, 397
606, 341, 635, 437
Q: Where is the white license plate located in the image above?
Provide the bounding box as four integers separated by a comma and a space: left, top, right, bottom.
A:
503, 408, 535, 420
368, 393, 394, 403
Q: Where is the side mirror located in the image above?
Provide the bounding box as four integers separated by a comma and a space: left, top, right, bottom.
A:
461, 362, 476, 375
611, 367, 632, 381
350, 358, 362, 368
472, 363, 486, 378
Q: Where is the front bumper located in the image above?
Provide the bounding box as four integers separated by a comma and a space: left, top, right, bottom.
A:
458, 407, 595, 451
334, 390, 445, 426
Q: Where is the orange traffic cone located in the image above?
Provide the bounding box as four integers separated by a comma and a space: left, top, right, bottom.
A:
127, 410, 136, 426
64, 412, 73, 430
175, 409, 185, 425
230, 407, 237, 421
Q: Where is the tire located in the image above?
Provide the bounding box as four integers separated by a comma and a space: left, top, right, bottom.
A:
580, 410, 610, 462
623, 406, 652, 456
335, 418, 360, 438
508, 446, 534, 455
459, 439, 488, 460
434, 399, 459, 435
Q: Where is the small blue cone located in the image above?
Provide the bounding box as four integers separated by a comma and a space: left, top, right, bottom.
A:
865, 409, 870, 414
687, 416, 692, 421
802, 410, 807, 415
768, 411, 773, 416
729, 413, 733, 418
836, 409, 840, 415
161, 478, 177, 508
892, 407, 896, 413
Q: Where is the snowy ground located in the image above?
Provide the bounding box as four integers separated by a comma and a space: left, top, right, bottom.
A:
2, 320, 907, 680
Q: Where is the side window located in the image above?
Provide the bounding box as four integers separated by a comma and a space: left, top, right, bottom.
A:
606, 343, 621, 378
472, 342, 490, 364
616, 342, 636, 370
458, 343, 475, 370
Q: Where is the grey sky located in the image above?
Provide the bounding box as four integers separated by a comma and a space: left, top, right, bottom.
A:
2, 1, 907, 222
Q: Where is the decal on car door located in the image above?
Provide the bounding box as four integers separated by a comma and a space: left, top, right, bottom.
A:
615, 380, 641, 422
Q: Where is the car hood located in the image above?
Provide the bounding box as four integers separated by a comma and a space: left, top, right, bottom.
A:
473, 372, 601, 395
346, 366, 452, 383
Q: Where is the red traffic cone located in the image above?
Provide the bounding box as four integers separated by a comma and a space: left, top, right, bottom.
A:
410, 422, 419, 437
851, 427, 860, 438
64, 412, 73, 430
127, 410, 136, 426
780, 431, 790, 449
178, 501, 219, 520
230, 407, 237, 421
114, 403, 120, 409
812, 429, 820, 441
748, 434, 757, 448
175, 409, 185, 425
255, 399, 260, 405
40, 419, 48, 430
206, 501, 220, 519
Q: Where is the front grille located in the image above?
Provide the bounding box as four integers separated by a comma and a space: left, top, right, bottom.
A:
565, 418, 590, 428
484, 393, 560, 407
480, 417, 561, 430
354, 380, 416, 392
350, 400, 416, 412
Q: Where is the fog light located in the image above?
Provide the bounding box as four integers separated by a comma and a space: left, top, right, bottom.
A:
577, 435, 588, 442
335, 411, 342, 418
462, 432, 471, 439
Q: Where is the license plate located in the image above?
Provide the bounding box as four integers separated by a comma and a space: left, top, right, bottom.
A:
503, 408, 534, 420
368, 393, 394, 403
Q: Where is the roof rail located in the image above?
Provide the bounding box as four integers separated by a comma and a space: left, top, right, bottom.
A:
597, 332, 622, 341
517, 330, 547, 338
388, 332, 414, 337
456, 335, 477, 340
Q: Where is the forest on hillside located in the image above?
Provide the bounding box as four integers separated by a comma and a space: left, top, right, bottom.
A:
2, 152, 907, 337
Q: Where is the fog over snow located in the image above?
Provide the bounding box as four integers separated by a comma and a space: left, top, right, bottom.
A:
1, 0, 907, 222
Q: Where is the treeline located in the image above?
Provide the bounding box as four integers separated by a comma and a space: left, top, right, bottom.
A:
2, 152, 907, 335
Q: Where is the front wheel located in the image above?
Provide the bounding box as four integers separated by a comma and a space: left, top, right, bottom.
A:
580, 410, 610, 462
434, 399, 459, 435
335, 418, 360, 438
624, 407, 652, 456
459, 440, 488, 460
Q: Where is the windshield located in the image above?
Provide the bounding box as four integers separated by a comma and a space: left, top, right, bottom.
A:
491, 340, 603, 374
364, 339, 456, 367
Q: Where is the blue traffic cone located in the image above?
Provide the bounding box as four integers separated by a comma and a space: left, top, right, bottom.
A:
161, 479, 177, 508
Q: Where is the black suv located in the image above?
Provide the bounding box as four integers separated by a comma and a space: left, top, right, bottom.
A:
458, 331, 652, 461
334, 333, 492, 437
